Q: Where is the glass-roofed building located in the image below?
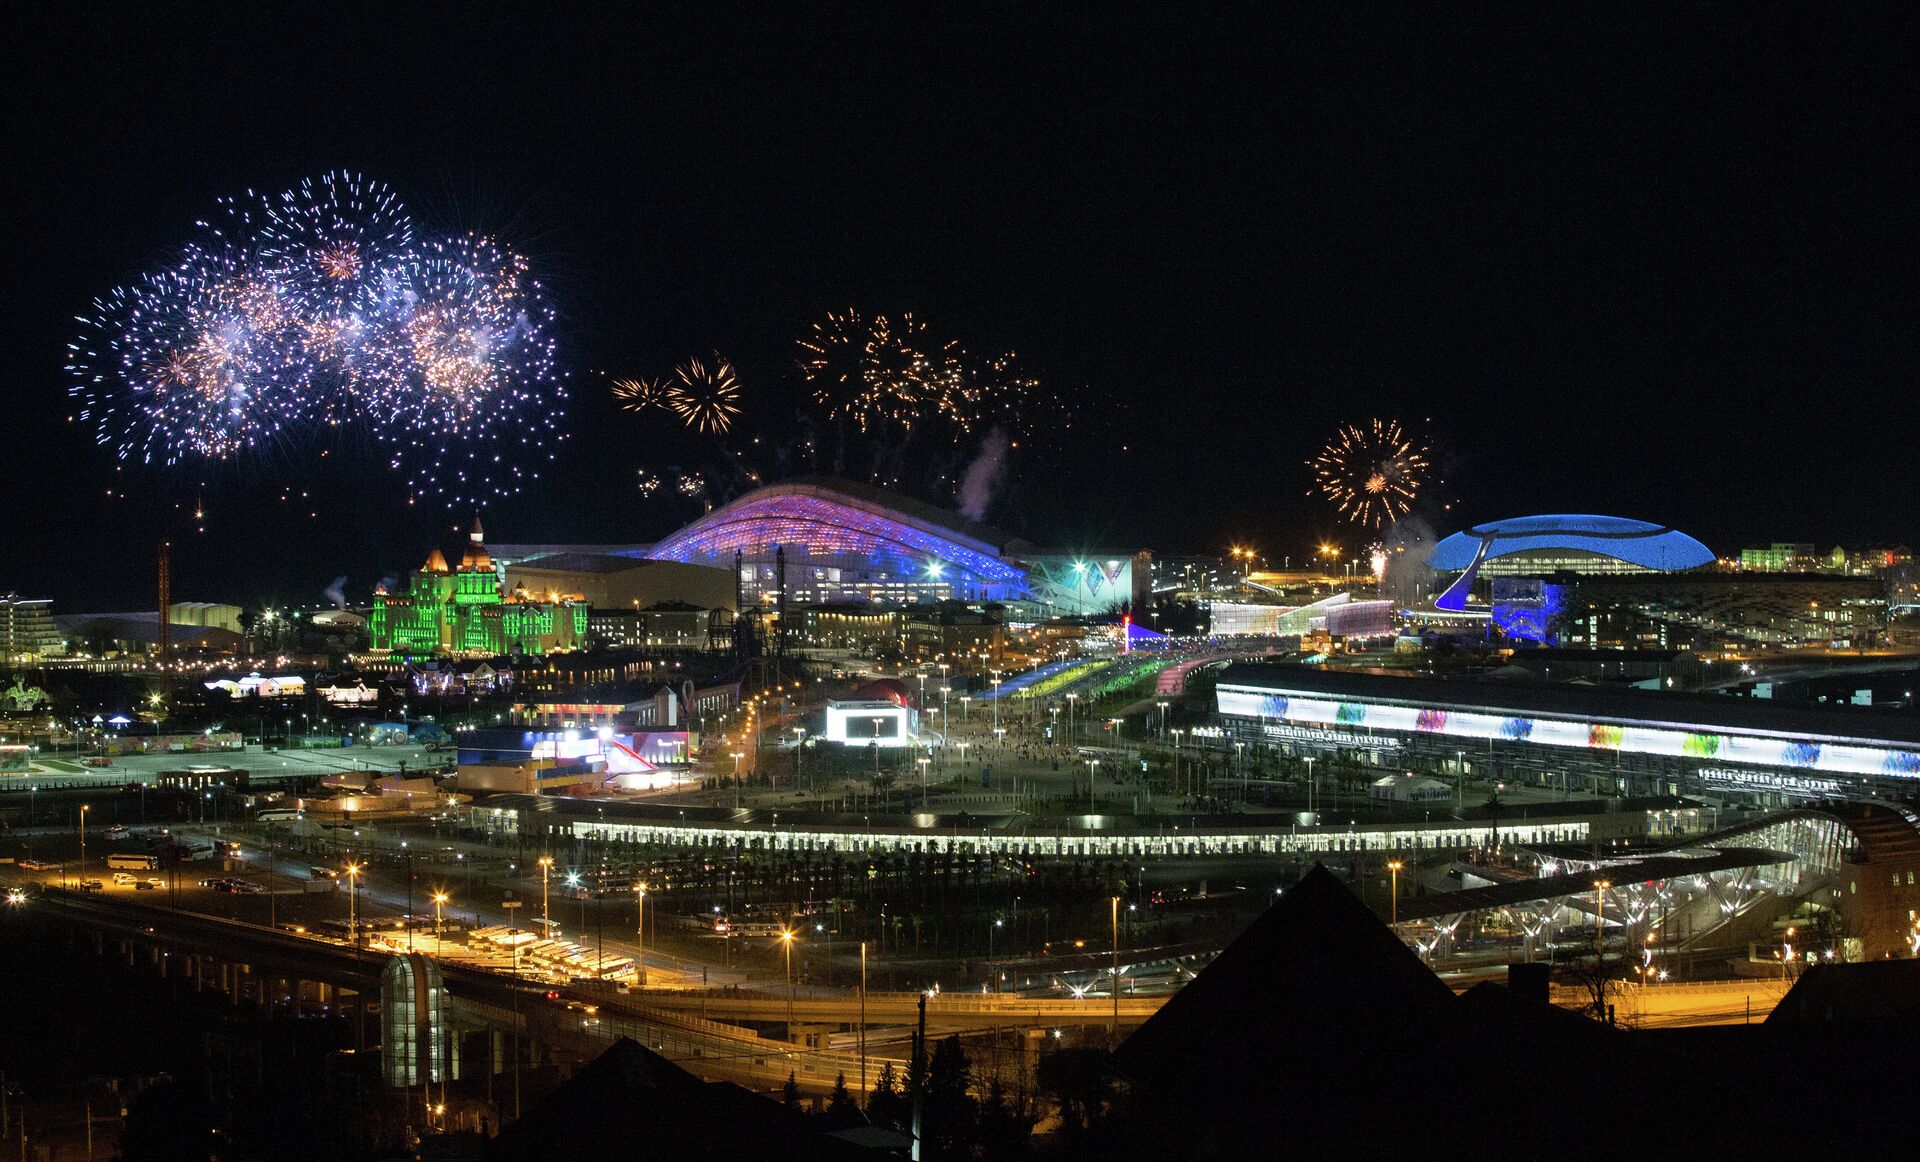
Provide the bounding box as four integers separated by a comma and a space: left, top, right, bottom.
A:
642, 476, 1147, 617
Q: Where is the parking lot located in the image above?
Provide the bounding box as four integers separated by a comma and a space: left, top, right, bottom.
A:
9, 743, 450, 790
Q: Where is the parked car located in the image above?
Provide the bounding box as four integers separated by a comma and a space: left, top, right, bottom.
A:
79, 880, 104, 892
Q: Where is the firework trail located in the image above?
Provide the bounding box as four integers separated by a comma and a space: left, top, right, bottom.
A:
1310, 418, 1431, 527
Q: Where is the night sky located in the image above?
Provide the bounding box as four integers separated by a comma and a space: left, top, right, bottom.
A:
11, 6, 1914, 613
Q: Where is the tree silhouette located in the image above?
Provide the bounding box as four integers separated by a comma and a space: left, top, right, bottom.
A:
868, 1060, 909, 1127
924, 1035, 977, 1160
1036, 1047, 1122, 1135
825, 1071, 863, 1130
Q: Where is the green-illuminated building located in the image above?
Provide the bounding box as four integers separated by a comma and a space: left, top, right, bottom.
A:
368, 521, 588, 658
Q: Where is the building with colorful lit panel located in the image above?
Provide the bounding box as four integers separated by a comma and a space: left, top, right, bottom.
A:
1214, 664, 1920, 802
642, 477, 1145, 616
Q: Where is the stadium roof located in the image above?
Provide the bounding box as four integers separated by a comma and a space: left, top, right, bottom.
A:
645, 476, 1027, 583
1428, 514, 1715, 572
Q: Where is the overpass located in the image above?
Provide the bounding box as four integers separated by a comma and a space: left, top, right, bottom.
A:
631, 987, 1162, 1027
22, 889, 913, 1096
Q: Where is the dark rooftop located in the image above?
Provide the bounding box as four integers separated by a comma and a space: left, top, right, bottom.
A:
506, 552, 665, 574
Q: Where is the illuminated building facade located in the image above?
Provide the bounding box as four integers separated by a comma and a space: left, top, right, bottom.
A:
1431, 514, 1715, 614
1207, 592, 1398, 640
1558, 572, 1891, 649
0, 595, 60, 662
824, 699, 921, 747
1740, 543, 1817, 572
368, 521, 587, 658
1430, 514, 1717, 578
644, 476, 1146, 617
1215, 664, 1920, 802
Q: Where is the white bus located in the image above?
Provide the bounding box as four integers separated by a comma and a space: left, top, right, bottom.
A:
107, 853, 159, 871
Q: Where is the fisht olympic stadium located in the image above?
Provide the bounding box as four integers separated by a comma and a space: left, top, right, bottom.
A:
639, 477, 1148, 618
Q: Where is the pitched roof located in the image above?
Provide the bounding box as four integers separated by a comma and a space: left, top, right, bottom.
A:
487, 1038, 872, 1161
1766, 960, 1920, 1026
1115, 863, 1456, 1088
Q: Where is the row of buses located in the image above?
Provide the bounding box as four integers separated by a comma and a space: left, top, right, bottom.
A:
467, 926, 633, 980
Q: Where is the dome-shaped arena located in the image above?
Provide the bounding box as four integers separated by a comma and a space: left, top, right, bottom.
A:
1428, 514, 1715, 576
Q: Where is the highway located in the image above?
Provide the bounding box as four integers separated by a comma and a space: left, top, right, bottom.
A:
18, 884, 907, 1096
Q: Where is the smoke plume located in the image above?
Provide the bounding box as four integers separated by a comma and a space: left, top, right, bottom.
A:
955, 427, 1011, 521
1379, 517, 1439, 607
324, 576, 348, 609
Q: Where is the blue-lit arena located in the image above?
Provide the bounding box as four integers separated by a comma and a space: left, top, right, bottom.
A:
1429, 514, 1716, 612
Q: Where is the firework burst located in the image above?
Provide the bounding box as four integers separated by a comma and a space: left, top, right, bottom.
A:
797, 308, 866, 399
667, 354, 741, 434
257, 172, 415, 316
1310, 418, 1431, 527
68, 178, 567, 508
67, 251, 307, 466
612, 375, 672, 414
361, 234, 566, 506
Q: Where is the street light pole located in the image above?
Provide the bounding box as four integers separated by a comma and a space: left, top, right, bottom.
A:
1594, 878, 1612, 1019
1110, 895, 1121, 1037
781, 928, 796, 1031
989, 918, 1002, 993
78, 804, 89, 883
859, 941, 868, 1093
1386, 860, 1403, 925
346, 862, 362, 953
634, 883, 647, 986
538, 855, 553, 938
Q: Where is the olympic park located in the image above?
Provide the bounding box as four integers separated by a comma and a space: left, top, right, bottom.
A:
478, 482, 1920, 964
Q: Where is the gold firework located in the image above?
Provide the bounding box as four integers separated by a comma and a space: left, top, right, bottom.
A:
797, 308, 868, 414
667, 354, 741, 434
612, 375, 671, 414
1310, 418, 1430, 527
